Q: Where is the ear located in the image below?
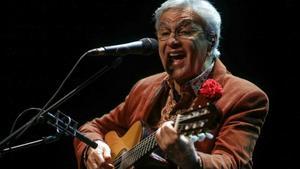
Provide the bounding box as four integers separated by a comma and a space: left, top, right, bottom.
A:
206, 33, 216, 54
208, 33, 216, 47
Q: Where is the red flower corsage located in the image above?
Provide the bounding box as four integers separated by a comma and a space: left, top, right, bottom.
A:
199, 79, 223, 100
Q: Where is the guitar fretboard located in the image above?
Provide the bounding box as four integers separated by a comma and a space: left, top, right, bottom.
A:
113, 132, 158, 169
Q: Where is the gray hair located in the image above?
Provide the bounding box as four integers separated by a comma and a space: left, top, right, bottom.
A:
154, 0, 222, 58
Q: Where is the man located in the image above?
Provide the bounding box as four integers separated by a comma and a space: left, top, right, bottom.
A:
74, 0, 269, 168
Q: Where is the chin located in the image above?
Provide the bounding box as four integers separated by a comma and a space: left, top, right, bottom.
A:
167, 67, 188, 81
171, 74, 188, 84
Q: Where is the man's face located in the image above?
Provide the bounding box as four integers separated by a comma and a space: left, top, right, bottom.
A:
157, 8, 210, 84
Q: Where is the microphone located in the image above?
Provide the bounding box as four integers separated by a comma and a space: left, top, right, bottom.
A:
87, 38, 158, 56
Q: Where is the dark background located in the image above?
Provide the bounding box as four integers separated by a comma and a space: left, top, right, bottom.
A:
0, 0, 297, 169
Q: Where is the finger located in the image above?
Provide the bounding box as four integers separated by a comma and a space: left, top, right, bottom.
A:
94, 148, 106, 165
103, 150, 112, 162
95, 140, 112, 160
162, 121, 174, 128
156, 122, 178, 151
92, 162, 98, 169
160, 122, 177, 140
160, 121, 176, 134
101, 162, 115, 169
86, 158, 98, 169
85, 148, 99, 169
155, 127, 167, 150
102, 144, 112, 161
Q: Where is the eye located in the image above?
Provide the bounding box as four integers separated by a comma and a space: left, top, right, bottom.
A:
177, 28, 195, 37
160, 31, 170, 36
178, 30, 193, 36
157, 29, 171, 40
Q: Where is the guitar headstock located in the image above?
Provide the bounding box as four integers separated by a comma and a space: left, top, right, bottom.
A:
174, 103, 220, 138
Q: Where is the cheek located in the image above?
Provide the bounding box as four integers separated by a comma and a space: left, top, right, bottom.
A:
192, 39, 208, 59
193, 38, 207, 52
189, 39, 208, 69
158, 44, 167, 68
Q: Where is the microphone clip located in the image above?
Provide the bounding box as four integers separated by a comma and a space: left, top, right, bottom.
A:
41, 110, 98, 149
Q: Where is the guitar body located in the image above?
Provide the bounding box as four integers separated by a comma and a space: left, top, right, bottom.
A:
105, 121, 143, 160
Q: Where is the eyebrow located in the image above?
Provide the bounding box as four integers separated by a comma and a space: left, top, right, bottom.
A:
158, 19, 197, 29
176, 19, 194, 27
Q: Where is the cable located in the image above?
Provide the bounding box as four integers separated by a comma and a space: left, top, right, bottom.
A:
0, 51, 90, 148
9, 107, 42, 134
15, 51, 90, 140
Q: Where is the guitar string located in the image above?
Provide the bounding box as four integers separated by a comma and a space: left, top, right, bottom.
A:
113, 132, 157, 168
118, 133, 156, 168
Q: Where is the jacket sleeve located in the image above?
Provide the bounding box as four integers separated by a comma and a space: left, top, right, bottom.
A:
73, 81, 141, 169
198, 89, 269, 169
72, 72, 167, 169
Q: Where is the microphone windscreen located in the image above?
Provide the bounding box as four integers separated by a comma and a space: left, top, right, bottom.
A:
140, 38, 158, 55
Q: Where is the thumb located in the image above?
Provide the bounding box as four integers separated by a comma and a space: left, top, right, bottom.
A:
102, 142, 112, 160
103, 147, 111, 160
95, 140, 112, 160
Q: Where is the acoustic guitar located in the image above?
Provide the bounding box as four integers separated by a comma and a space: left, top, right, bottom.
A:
104, 104, 219, 169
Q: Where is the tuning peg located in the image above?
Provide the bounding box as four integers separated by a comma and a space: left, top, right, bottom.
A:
188, 133, 206, 142
189, 135, 200, 142
188, 132, 214, 143
205, 132, 214, 140
197, 133, 206, 141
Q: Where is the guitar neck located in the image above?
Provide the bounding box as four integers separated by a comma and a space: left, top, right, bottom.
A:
113, 132, 158, 169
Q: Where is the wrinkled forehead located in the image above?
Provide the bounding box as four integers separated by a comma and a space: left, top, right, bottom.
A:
157, 7, 206, 29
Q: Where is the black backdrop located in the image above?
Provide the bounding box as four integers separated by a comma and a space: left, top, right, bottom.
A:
0, 0, 297, 169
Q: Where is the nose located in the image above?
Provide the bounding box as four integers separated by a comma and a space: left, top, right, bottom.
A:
166, 32, 181, 48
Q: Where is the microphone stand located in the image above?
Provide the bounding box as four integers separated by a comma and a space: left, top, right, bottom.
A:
0, 57, 123, 156
0, 135, 60, 157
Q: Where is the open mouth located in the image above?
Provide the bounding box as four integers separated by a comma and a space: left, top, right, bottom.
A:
168, 52, 185, 60
167, 51, 185, 69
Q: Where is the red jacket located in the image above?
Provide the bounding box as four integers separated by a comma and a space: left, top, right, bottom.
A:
74, 58, 269, 169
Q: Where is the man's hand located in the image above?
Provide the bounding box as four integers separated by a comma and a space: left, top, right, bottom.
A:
155, 121, 202, 169
85, 140, 114, 169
